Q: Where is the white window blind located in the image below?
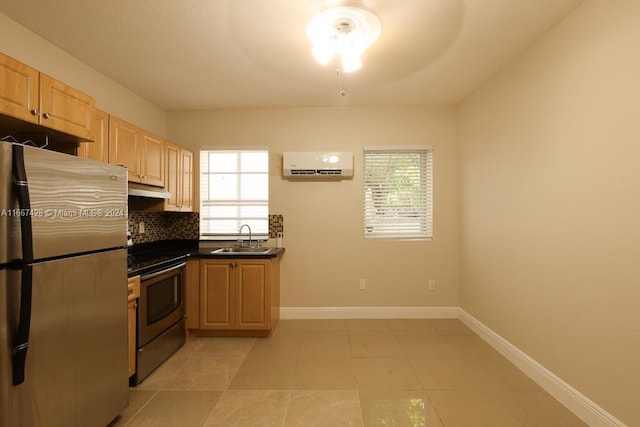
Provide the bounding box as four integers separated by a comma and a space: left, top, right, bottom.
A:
363, 147, 433, 240
200, 150, 269, 240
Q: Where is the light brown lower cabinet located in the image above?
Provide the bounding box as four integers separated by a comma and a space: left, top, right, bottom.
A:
127, 276, 140, 377
188, 258, 280, 337
185, 259, 200, 330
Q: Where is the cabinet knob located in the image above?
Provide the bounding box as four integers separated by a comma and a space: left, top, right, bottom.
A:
30, 109, 39, 116
42, 113, 52, 119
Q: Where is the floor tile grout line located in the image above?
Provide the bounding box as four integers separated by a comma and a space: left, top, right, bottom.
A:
424, 392, 447, 427
224, 336, 257, 391
122, 389, 160, 426
279, 389, 293, 427
354, 388, 365, 426
199, 391, 222, 427
197, 336, 258, 426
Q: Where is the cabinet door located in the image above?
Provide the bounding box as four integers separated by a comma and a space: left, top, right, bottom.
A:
200, 260, 235, 329
39, 74, 96, 141
127, 275, 140, 377
185, 259, 200, 330
165, 144, 193, 212
140, 130, 165, 187
235, 260, 269, 329
108, 116, 141, 182
0, 53, 39, 124
180, 148, 194, 211
164, 142, 181, 211
127, 299, 136, 377
78, 109, 108, 162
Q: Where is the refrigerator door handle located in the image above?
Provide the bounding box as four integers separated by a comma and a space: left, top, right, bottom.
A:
12, 144, 34, 262
11, 144, 34, 386
11, 265, 32, 386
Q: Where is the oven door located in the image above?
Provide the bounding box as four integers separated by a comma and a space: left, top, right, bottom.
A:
138, 262, 186, 347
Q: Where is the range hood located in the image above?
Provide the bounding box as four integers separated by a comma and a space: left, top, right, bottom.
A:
128, 183, 171, 199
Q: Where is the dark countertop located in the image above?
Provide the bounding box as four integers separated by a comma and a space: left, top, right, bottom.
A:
128, 240, 284, 277
127, 240, 284, 277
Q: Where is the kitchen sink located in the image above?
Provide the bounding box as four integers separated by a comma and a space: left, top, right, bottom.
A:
210, 247, 273, 254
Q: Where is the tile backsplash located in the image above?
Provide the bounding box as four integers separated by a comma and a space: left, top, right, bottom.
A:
268, 214, 284, 238
128, 212, 284, 244
129, 211, 199, 244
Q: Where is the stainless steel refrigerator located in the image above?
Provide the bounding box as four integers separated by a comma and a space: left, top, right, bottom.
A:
0, 140, 129, 427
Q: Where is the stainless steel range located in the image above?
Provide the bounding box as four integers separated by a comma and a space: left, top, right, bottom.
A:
128, 250, 187, 385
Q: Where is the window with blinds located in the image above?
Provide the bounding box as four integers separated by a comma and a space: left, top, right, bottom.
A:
200, 150, 269, 240
363, 147, 433, 240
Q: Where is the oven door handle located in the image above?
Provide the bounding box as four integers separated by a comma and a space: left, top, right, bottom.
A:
140, 262, 186, 281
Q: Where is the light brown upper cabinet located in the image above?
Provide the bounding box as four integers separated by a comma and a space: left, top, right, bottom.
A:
180, 148, 194, 211
108, 116, 141, 181
140, 130, 165, 187
77, 109, 108, 162
39, 74, 95, 141
165, 142, 194, 212
0, 52, 96, 141
108, 115, 165, 187
0, 53, 39, 125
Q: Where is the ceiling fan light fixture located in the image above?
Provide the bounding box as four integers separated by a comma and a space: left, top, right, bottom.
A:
307, 5, 381, 72
312, 42, 335, 65
341, 51, 363, 73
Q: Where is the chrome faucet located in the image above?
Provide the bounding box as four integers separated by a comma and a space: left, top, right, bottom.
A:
238, 224, 252, 248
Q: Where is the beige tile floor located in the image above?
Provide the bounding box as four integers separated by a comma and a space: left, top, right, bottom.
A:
110, 319, 587, 427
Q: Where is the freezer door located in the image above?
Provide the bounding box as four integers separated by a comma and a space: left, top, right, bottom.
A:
3, 142, 127, 261
5, 249, 129, 427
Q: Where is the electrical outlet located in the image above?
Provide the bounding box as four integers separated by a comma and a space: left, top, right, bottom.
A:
138, 221, 145, 234
428, 280, 436, 291
359, 279, 366, 290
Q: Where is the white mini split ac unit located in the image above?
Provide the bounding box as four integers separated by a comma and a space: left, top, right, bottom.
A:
282, 151, 354, 178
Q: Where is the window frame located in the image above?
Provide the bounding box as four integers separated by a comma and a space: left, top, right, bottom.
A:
363, 145, 434, 241
199, 149, 270, 241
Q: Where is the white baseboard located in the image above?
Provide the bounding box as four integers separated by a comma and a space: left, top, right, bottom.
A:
279, 306, 459, 319
458, 309, 626, 427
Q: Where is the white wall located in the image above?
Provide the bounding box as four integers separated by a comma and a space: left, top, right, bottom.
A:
0, 13, 167, 136
458, 1, 640, 424
169, 107, 459, 309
